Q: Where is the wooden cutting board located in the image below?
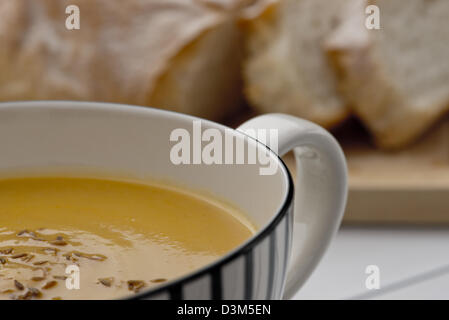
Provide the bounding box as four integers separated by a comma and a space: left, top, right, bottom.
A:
333, 117, 449, 224
229, 110, 449, 224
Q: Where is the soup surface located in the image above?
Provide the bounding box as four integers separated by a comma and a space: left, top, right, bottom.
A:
0, 176, 254, 300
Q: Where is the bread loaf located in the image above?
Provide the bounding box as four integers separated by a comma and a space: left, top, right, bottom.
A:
242, 0, 354, 128
326, 0, 449, 148
0, 0, 258, 120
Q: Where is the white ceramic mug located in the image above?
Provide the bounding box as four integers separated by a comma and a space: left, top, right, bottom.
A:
0, 101, 347, 299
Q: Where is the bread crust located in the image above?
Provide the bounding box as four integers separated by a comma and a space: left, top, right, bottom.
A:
148, 18, 244, 120
0, 0, 252, 120
242, 0, 351, 128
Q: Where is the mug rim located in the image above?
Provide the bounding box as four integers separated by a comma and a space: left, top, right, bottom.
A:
0, 100, 295, 300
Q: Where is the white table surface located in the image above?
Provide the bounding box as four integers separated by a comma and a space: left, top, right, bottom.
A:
292, 225, 449, 300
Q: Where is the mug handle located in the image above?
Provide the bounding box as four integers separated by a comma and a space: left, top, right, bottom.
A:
237, 113, 347, 299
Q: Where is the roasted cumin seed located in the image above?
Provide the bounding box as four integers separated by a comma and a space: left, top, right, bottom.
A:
42, 281, 58, 290
11, 253, 27, 259
73, 252, 107, 261
63, 253, 78, 262
88, 255, 107, 261
1, 289, 14, 294
17, 230, 38, 238
28, 287, 42, 297
150, 278, 167, 283
43, 248, 58, 255
16, 294, 31, 300
14, 280, 25, 291
0, 248, 13, 255
23, 254, 35, 262
33, 261, 48, 266
31, 277, 46, 282
127, 280, 145, 293
53, 275, 67, 281
50, 239, 67, 246
0, 257, 6, 264
18, 288, 42, 300
98, 277, 114, 287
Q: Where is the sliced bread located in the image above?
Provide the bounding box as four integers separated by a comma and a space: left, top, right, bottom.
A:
242, 0, 355, 128
326, 0, 449, 148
